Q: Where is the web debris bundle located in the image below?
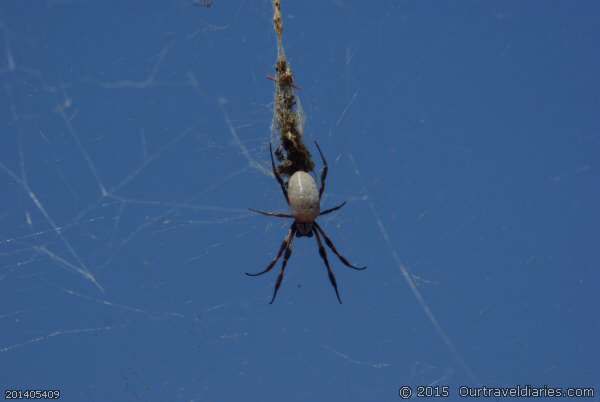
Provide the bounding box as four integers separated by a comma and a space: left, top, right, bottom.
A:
270, 0, 314, 178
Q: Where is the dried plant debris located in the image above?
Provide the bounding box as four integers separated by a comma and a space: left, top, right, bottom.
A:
270, 0, 314, 178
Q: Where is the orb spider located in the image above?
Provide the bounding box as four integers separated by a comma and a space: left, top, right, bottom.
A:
248, 142, 366, 304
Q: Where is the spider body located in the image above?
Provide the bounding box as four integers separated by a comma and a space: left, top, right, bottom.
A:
288, 171, 319, 235
248, 142, 366, 304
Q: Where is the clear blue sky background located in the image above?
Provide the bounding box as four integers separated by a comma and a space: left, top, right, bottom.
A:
1, 1, 598, 401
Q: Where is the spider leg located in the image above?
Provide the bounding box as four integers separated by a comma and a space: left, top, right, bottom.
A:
314, 141, 328, 199
313, 228, 342, 304
249, 208, 293, 218
269, 143, 289, 204
319, 201, 346, 216
314, 222, 367, 271
246, 225, 295, 276
269, 226, 297, 304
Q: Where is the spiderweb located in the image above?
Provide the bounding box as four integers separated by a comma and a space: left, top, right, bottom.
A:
0, 2, 484, 400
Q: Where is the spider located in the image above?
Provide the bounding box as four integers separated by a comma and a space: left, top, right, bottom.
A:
247, 141, 366, 304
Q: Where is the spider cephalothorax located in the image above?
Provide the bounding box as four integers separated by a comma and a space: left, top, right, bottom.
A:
248, 142, 366, 304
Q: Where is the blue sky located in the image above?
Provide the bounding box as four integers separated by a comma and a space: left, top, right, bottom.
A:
1, 1, 598, 401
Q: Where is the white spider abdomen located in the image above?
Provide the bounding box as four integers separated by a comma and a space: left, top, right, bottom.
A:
288, 171, 320, 223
